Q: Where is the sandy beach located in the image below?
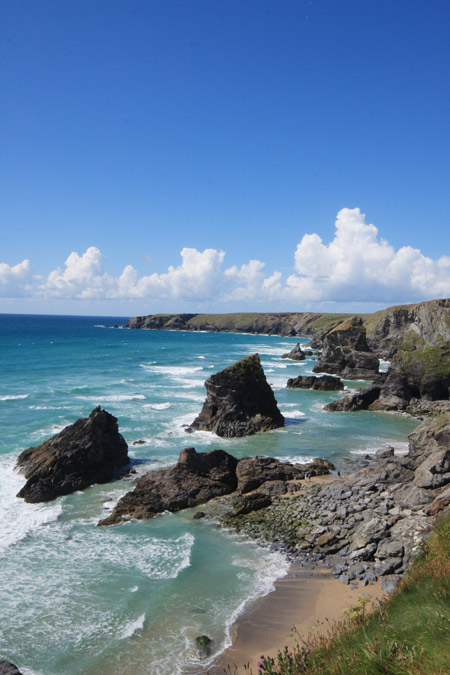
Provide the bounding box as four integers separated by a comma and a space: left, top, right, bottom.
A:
207, 565, 384, 674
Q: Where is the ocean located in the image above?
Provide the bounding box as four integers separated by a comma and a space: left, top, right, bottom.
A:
0, 314, 418, 674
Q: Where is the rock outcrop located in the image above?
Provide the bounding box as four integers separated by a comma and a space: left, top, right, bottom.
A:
99, 450, 334, 525
236, 456, 303, 493
99, 448, 239, 525
221, 413, 450, 591
281, 343, 305, 360
188, 354, 284, 437
16, 407, 129, 503
313, 317, 379, 380
326, 344, 450, 413
287, 375, 343, 391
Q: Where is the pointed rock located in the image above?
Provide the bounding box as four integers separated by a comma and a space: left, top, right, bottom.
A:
281, 343, 305, 360
188, 354, 284, 437
16, 407, 129, 503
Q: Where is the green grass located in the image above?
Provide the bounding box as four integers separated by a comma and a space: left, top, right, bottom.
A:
250, 512, 450, 675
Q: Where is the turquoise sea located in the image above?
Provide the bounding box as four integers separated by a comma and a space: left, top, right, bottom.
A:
0, 314, 419, 675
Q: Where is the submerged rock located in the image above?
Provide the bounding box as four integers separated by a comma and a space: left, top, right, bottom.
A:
98, 447, 238, 525
281, 343, 305, 360
195, 635, 212, 657
188, 354, 284, 437
16, 407, 129, 503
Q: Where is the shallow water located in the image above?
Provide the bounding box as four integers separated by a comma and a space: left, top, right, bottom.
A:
0, 314, 418, 674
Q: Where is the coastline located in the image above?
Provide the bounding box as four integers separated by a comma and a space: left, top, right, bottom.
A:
206, 565, 384, 674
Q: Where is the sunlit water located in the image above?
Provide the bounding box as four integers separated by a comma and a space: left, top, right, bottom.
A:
0, 315, 418, 674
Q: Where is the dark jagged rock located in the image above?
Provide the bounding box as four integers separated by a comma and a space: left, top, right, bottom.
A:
98, 448, 238, 525
326, 344, 450, 413
16, 407, 129, 503
281, 343, 305, 360
236, 455, 302, 493
188, 354, 284, 437
287, 374, 343, 391
324, 384, 382, 411
313, 316, 379, 380
0, 662, 22, 675
374, 344, 450, 406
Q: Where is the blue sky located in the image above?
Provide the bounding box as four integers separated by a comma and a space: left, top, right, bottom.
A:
1, 0, 450, 316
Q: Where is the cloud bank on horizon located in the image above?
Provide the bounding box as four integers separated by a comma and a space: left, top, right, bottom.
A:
2, 208, 450, 309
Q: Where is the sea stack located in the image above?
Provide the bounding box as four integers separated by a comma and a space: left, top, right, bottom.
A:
188, 353, 284, 437
16, 406, 129, 503
313, 316, 379, 379
281, 342, 305, 360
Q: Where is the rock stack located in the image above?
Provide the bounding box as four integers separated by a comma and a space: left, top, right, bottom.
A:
16, 407, 129, 503
188, 354, 285, 437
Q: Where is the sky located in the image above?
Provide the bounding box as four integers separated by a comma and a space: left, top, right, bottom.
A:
1, 0, 450, 317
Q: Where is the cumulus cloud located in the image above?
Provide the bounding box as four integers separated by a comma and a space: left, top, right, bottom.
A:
0, 259, 33, 297
37, 246, 225, 301
284, 208, 450, 303
2, 208, 450, 308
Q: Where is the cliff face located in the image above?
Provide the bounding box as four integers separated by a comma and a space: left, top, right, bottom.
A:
365, 299, 450, 356
124, 312, 355, 337
124, 299, 450, 356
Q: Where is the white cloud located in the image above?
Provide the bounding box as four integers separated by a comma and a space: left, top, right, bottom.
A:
38, 246, 225, 301
284, 208, 450, 303
0, 259, 33, 297
2, 208, 450, 309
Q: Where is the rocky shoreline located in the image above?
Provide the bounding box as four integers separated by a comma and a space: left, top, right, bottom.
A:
214, 412, 450, 595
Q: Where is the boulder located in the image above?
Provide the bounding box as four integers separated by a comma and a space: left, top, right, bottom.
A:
313, 317, 379, 380
236, 456, 301, 493
16, 407, 129, 503
188, 354, 284, 437
98, 448, 238, 525
281, 343, 305, 360
324, 385, 382, 412
287, 375, 343, 391
228, 492, 272, 516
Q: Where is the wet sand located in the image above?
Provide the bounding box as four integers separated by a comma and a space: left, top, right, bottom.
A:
207, 565, 383, 674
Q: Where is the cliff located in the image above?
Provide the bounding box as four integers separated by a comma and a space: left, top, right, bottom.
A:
124, 299, 450, 355
364, 298, 450, 356
125, 311, 357, 337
